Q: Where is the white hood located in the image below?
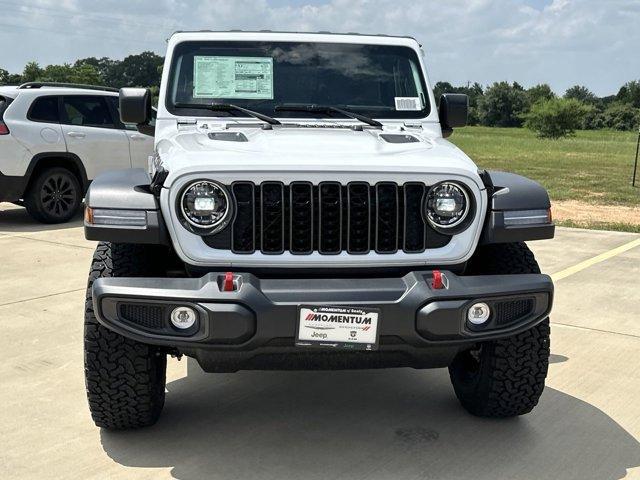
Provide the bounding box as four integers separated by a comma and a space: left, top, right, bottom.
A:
156, 124, 481, 187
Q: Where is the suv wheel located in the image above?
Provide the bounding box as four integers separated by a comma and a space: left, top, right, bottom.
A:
25, 167, 81, 223
449, 242, 551, 417
84, 242, 167, 429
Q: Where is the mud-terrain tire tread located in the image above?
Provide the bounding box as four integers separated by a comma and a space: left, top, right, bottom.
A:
84, 242, 166, 430
449, 242, 550, 418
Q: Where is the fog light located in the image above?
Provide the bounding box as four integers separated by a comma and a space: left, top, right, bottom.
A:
467, 302, 491, 325
170, 306, 197, 329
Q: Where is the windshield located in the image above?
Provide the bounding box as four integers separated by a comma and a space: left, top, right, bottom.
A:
166, 41, 430, 120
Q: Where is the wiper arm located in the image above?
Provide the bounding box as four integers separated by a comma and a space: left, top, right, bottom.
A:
275, 103, 383, 128
174, 102, 281, 126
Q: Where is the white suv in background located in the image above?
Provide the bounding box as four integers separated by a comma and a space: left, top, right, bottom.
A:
0, 82, 154, 223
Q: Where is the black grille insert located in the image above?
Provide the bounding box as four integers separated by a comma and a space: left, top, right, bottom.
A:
403, 183, 427, 252
347, 182, 371, 254
319, 182, 343, 254
261, 182, 285, 254
375, 183, 399, 253
232, 182, 256, 253
119, 304, 165, 330
494, 298, 535, 325
290, 182, 314, 254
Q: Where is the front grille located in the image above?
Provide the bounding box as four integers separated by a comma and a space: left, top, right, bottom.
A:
207, 181, 451, 255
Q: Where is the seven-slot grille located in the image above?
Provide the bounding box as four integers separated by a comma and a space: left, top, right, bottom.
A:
212, 181, 452, 255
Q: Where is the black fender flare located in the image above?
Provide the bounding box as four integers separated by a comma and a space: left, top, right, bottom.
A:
26, 152, 90, 192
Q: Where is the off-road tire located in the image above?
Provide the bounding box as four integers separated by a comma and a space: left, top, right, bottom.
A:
25, 167, 82, 223
449, 242, 550, 417
84, 242, 167, 429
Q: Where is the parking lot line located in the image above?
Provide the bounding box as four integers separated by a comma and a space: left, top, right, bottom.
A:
4, 233, 94, 250
551, 237, 640, 282
0, 288, 86, 308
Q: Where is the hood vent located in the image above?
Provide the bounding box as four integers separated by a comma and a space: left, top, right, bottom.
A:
208, 132, 248, 142
379, 134, 419, 144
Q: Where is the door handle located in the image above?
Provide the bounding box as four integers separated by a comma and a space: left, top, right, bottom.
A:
129, 134, 146, 141
67, 131, 86, 138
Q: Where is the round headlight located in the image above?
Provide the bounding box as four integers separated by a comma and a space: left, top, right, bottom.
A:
425, 182, 470, 230
180, 180, 232, 232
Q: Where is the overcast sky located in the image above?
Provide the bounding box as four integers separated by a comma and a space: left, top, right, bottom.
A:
0, 0, 638, 96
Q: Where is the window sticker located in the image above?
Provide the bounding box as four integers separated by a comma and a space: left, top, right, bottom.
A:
394, 97, 421, 111
193, 56, 274, 100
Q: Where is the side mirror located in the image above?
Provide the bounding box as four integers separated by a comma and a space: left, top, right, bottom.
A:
119, 88, 154, 136
438, 93, 468, 138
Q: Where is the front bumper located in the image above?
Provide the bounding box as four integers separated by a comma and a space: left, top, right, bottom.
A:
92, 270, 553, 372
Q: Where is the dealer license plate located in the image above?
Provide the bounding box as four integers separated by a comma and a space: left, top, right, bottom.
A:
296, 305, 380, 351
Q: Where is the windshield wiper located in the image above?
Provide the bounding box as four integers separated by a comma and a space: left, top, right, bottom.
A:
174, 102, 281, 126
275, 103, 383, 128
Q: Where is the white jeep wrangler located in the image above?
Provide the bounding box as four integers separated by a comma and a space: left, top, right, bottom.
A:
83, 31, 555, 429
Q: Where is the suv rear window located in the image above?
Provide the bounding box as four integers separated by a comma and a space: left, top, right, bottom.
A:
29, 96, 60, 123
62, 96, 114, 128
1, 96, 14, 120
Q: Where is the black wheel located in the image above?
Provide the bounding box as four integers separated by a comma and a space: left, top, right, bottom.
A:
84, 242, 167, 430
449, 242, 550, 417
25, 167, 81, 223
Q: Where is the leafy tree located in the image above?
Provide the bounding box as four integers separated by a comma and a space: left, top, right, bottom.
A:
601, 102, 640, 131
0, 66, 22, 84
616, 80, 640, 108
74, 57, 122, 87
564, 85, 598, 105
433, 81, 455, 101
523, 98, 591, 139
39, 64, 75, 83
68, 63, 101, 84
527, 84, 555, 106
478, 81, 528, 127
118, 51, 164, 88
22, 61, 43, 82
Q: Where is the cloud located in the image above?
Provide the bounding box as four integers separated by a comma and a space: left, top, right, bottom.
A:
0, 0, 637, 95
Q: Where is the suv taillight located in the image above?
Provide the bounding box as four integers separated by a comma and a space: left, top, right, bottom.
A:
0, 122, 8, 135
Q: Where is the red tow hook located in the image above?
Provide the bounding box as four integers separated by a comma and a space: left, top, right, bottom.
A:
432, 270, 444, 290
222, 272, 235, 292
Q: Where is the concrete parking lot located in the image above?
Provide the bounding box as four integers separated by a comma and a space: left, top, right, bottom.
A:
1, 202, 639, 480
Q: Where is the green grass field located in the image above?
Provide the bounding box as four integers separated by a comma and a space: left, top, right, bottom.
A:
451, 126, 640, 207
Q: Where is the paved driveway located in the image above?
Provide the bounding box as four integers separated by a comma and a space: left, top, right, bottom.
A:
1, 203, 639, 480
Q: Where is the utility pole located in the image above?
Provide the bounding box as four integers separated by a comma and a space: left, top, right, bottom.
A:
634, 125, 640, 187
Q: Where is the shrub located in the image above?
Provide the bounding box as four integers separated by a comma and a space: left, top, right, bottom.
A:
601, 103, 640, 131
523, 98, 591, 139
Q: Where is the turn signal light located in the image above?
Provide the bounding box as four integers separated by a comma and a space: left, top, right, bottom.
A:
85, 208, 147, 227
84, 207, 94, 224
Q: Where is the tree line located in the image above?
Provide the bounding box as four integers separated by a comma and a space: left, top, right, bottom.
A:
1, 51, 638, 138
0, 51, 164, 97
434, 80, 640, 138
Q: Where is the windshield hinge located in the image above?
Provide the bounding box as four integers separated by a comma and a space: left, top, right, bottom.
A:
403, 122, 423, 130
